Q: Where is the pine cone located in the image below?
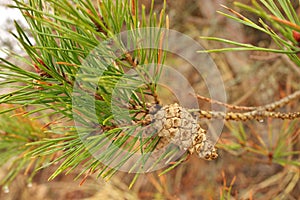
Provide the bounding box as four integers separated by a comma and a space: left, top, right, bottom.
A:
144, 103, 218, 160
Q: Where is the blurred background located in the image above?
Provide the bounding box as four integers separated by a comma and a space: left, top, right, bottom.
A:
0, 0, 299, 199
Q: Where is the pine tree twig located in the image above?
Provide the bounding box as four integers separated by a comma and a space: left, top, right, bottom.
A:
195, 94, 256, 111
121, 52, 139, 68
117, 53, 160, 104
197, 110, 300, 121
261, 90, 300, 111
195, 90, 300, 112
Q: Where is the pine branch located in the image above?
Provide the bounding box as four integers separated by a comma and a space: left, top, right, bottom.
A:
196, 90, 300, 111
193, 90, 300, 121
197, 109, 300, 121
1, 0, 170, 187
1, 0, 299, 191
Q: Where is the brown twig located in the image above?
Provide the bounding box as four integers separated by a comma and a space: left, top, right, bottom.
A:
196, 94, 256, 111
195, 90, 300, 112
197, 109, 300, 121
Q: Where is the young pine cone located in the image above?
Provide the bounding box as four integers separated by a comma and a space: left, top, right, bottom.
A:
144, 103, 218, 160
